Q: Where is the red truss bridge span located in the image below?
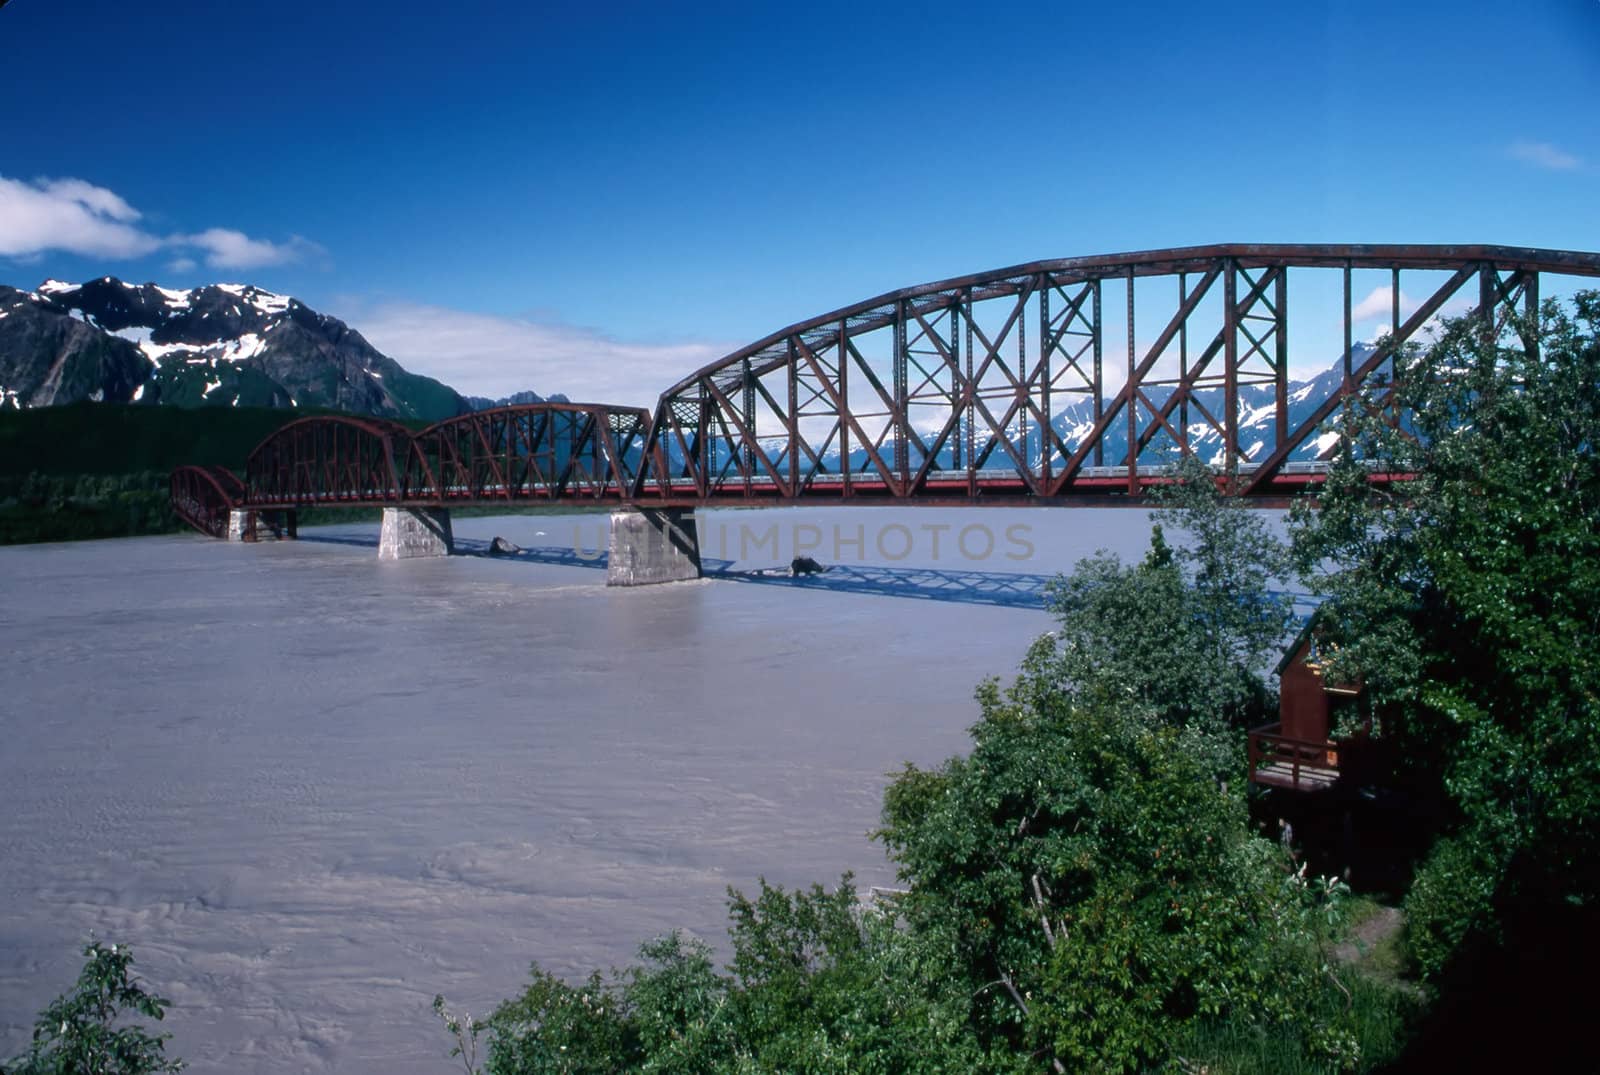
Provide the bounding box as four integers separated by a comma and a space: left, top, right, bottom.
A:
170, 401, 651, 536
172, 244, 1600, 573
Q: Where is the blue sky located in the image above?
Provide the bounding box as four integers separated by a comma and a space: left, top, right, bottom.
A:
2, 0, 1596, 401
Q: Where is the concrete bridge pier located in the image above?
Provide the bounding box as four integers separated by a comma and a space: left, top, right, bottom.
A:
227, 509, 297, 542
607, 509, 701, 586
379, 507, 453, 559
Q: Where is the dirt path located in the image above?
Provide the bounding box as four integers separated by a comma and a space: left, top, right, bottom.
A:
1335, 905, 1404, 965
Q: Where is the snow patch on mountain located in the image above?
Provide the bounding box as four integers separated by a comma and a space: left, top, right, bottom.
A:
221, 332, 267, 361
139, 339, 200, 365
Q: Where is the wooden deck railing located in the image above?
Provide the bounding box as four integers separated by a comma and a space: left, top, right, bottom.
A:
1247, 723, 1343, 792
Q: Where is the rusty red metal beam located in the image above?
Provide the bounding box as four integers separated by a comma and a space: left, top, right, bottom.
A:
170, 245, 1600, 536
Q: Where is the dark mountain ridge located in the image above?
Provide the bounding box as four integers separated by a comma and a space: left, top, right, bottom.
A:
0, 277, 473, 421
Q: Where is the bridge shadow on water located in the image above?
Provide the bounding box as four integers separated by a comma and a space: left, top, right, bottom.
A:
454, 537, 1055, 607
301, 533, 1056, 607
706, 563, 1054, 609
300, 534, 1316, 614
299, 532, 380, 549
301, 533, 621, 570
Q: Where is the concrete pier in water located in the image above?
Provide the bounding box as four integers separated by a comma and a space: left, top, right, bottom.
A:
227, 509, 296, 542
378, 508, 454, 559
606, 509, 701, 586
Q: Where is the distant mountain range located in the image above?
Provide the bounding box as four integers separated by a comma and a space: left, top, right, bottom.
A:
0, 277, 553, 421
970, 349, 1376, 468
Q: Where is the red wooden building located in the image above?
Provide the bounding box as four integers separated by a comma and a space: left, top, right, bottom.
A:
1248, 628, 1372, 792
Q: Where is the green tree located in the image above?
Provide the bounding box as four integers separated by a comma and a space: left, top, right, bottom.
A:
3, 942, 183, 1075
879, 676, 1355, 1074
475, 877, 991, 1075
1028, 456, 1292, 775
1288, 296, 1600, 988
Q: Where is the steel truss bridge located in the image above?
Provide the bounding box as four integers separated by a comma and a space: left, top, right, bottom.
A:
171, 243, 1600, 537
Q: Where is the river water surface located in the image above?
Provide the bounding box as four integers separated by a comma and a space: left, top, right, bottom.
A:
1, 507, 1168, 1073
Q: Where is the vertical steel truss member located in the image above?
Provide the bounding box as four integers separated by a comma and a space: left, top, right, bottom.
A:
408, 403, 651, 502
246, 415, 420, 505
630, 244, 1600, 505
235, 404, 652, 511
169, 465, 245, 538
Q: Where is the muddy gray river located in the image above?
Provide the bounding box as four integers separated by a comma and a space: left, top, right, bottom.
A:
1, 507, 1171, 1073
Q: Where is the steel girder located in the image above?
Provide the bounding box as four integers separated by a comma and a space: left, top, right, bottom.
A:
234, 403, 652, 512
629, 244, 1600, 505
246, 415, 420, 505
408, 402, 653, 502
169, 465, 245, 537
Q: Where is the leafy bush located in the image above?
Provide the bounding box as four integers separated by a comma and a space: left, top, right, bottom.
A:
1030, 457, 1292, 777
3, 942, 183, 1074
881, 682, 1355, 1073
1402, 831, 1506, 982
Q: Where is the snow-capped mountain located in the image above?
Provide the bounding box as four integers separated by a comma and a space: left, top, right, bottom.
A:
0, 277, 469, 420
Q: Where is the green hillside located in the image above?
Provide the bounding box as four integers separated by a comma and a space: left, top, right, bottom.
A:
0, 401, 373, 478
0, 402, 379, 544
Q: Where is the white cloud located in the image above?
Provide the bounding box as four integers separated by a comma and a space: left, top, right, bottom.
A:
346, 302, 732, 407
1350, 285, 1418, 325
180, 228, 324, 270
167, 256, 198, 273
0, 173, 323, 270
1507, 139, 1581, 171
36, 178, 141, 222
0, 175, 160, 259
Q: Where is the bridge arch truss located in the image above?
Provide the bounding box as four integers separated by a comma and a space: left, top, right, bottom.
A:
408, 402, 653, 502
632, 244, 1600, 505
247, 415, 420, 505
170, 465, 245, 537
239, 403, 653, 507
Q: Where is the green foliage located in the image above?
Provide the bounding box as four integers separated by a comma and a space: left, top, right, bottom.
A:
480, 965, 636, 1074
475, 877, 1001, 1075
464, 709, 1399, 1073
3, 942, 183, 1075
1401, 831, 1506, 981
0, 402, 328, 480
879, 680, 1355, 1073
1288, 294, 1600, 979
1173, 972, 1418, 1075
1029, 457, 1292, 774
0, 471, 179, 543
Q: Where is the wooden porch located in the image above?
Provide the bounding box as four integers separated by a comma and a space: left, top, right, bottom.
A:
1248, 724, 1347, 792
